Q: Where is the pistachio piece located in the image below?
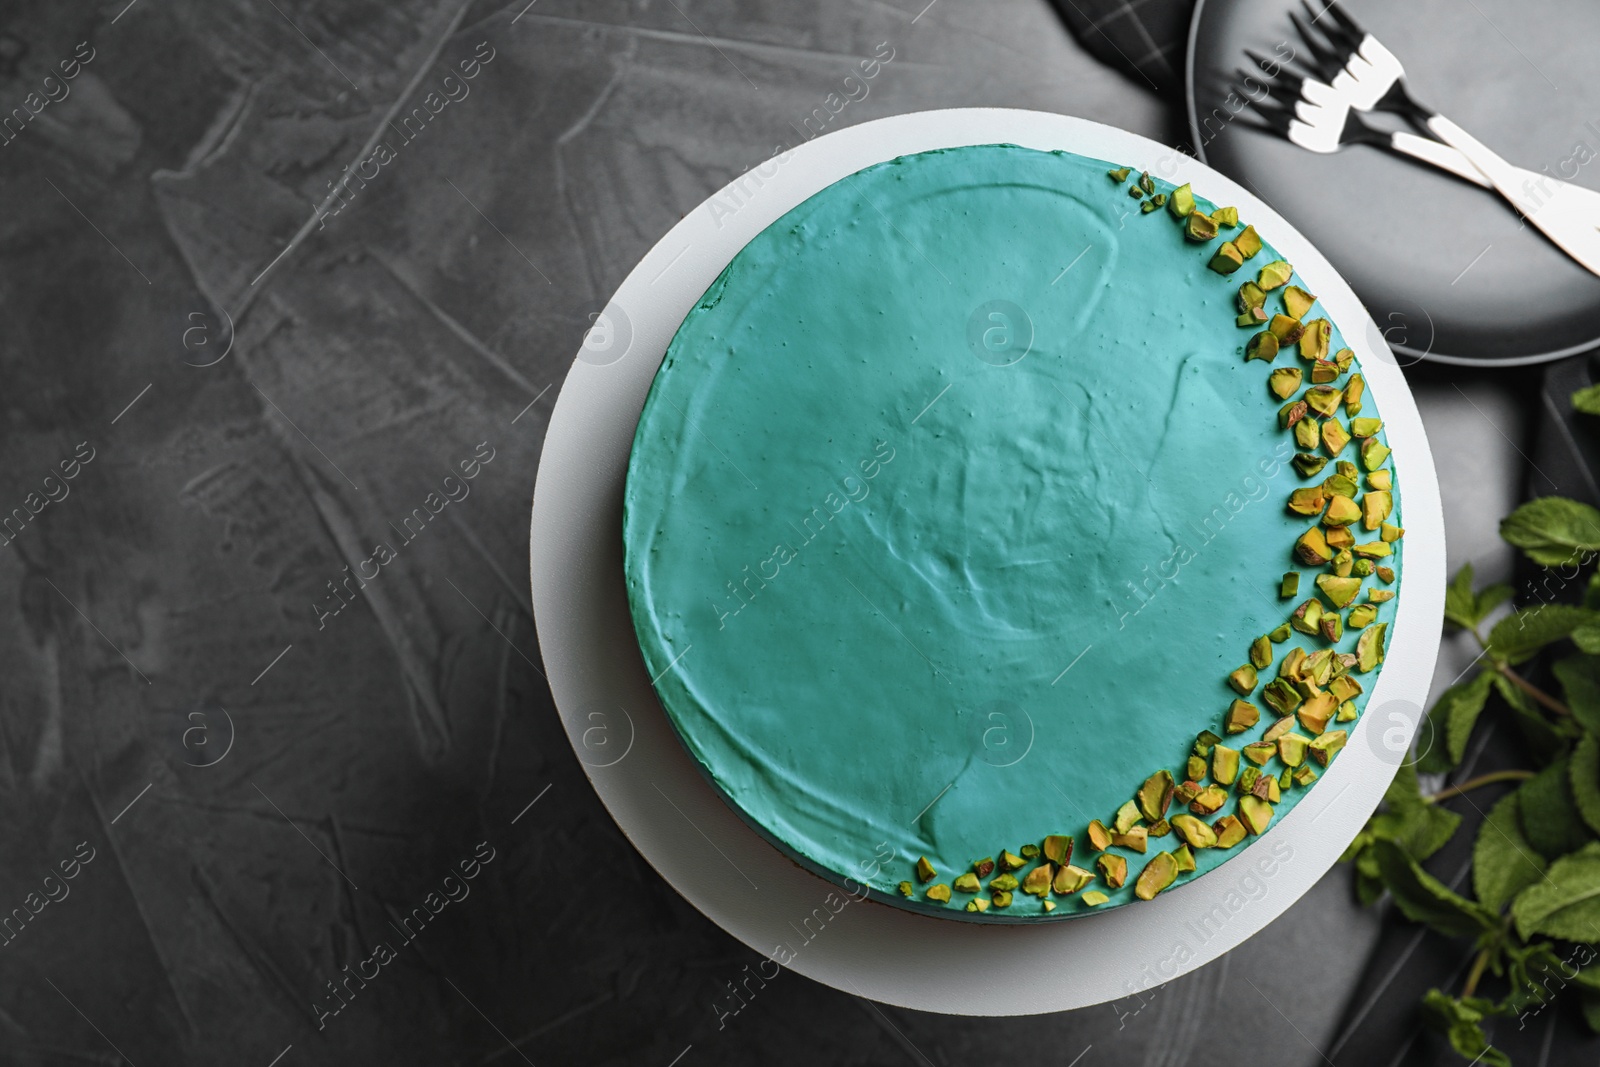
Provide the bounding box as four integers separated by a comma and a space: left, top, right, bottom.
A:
1111, 827, 1149, 853
1152, 192, 1168, 207
1174, 781, 1202, 805
1295, 526, 1334, 565
1141, 199, 1160, 214
966, 896, 989, 912
1042, 834, 1073, 866
1356, 623, 1387, 672
1022, 863, 1054, 897
999, 849, 1027, 873
1238, 280, 1267, 312
1287, 487, 1327, 516
1294, 417, 1321, 450
1322, 419, 1351, 456
1336, 460, 1359, 480
1042, 899, 1057, 912
1085, 813, 1111, 850
1212, 744, 1241, 785
898, 880, 913, 897
1376, 566, 1395, 584
1294, 763, 1319, 785
1236, 225, 1263, 259
1270, 622, 1293, 642
1228, 665, 1258, 695
1309, 359, 1339, 384
1269, 313, 1306, 345
1298, 692, 1337, 734
1108, 167, 1133, 182
916, 857, 936, 883
1238, 795, 1274, 835
1279, 766, 1296, 791
1054, 864, 1093, 895
1111, 801, 1140, 835
973, 857, 996, 878
1321, 471, 1358, 498
1194, 729, 1222, 757
1210, 242, 1246, 274
1246, 330, 1280, 362
1309, 730, 1348, 765
1278, 733, 1310, 767
1186, 754, 1208, 781
1283, 285, 1317, 319
1325, 524, 1355, 549
1185, 212, 1220, 241
1237, 309, 1267, 327
1263, 716, 1295, 743
1263, 677, 1304, 717
1363, 491, 1393, 530
1305, 649, 1336, 686
1321, 495, 1359, 528
1243, 741, 1276, 766
1279, 399, 1310, 428
990, 873, 1019, 892
1335, 347, 1355, 374
1222, 700, 1260, 735
1250, 635, 1274, 670
1279, 645, 1307, 680
1139, 170, 1156, 195
1380, 522, 1404, 543
1236, 766, 1259, 795
1189, 785, 1228, 816
1170, 814, 1218, 848
1300, 318, 1332, 362
1291, 597, 1324, 635
1329, 674, 1363, 702
1148, 818, 1171, 838
926, 883, 951, 903
1333, 548, 1354, 578
1344, 372, 1365, 414
1019, 843, 1041, 860
1353, 558, 1374, 577
1082, 890, 1110, 907
1292, 453, 1328, 478
1350, 417, 1382, 438
1174, 844, 1197, 872
1280, 572, 1301, 598
990, 889, 1013, 908
1360, 437, 1390, 471
1138, 770, 1176, 821
1213, 206, 1240, 227
1315, 574, 1362, 608
953, 872, 981, 894
1352, 541, 1392, 559
1096, 854, 1128, 889
1320, 612, 1344, 643
1128, 184, 1145, 199
1269, 366, 1303, 399
1367, 469, 1393, 491
1304, 384, 1343, 417
1168, 183, 1195, 217
1336, 699, 1358, 722
1213, 815, 1248, 848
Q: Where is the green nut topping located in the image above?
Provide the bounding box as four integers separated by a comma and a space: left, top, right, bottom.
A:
1344, 373, 1365, 414
1111, 826, 1148, 853
1096, 853, 1128, 889
1250, 635, 1273, 670
1174, 844, 1197, 872
1108, 167, 1132, 182
1021, 864, 1054, 897
1225, 700, 1260, 734
1269, 313, 1306, 345
966, 897, 989, 913
1169, 183, 1195, 217
1293, 453, 1328, 478
990, 889, 1013, 908
1054, 864, 1093, 895
1291, 597, 1324, 635
1243, 740, 1276, 765
1294, 417, 1322, 450
1042, 834, 1073, 866
1138, 770, 1176, 821
1194, 729, 1222, 757
1141, 199, 1160, 214
1213, 206, 1239, 227
1228, 664, 1259, 695
1238, 281, 1267, 312
1295, 526, 1334, 566
1270, 622, 1292, 642
1189, 785, 1228, 816
1087, 820, 1112, 851
1245, 330, 1280, 362
973, 857, 996, 878
926, 883, 951, 903
1210, 242, 1246, 274
1283, 285, 1316, 319
1350, 417, 1382, 438
954, 872, 981, 893
1356, 622, 1387, 672
1309, 359, 1339, 384
916, 856, 936, 883
1263, 677, 1304, 716
1236, 225, 1263, 259
1299, 318, 1331, 362
1212, 744, 1241, 785
1315, 574, 1362, 608
1185, 212, 1220, 241
1309, 730, 1348, 765
1258, 259, 1292, 290
898, 880, 913, 897
1360, 437, 1390, 471
1135, 852, 1180, 900
1322, 419, 1351, 457
1082, 890, 1110, 907
1019, 843, 1041, 860
998, 850, 1026, 872
1239, 795, 1274, 835
1114, 801, 1142, 834
1304, 385, 1344, 417
1278, 733, 1309, 767
1186, 754, 1207, 781
1269, 367, 1303, 399
1139, 171, 1156, 195
1213, 815, 1247, 848
990, 873, 1019, 892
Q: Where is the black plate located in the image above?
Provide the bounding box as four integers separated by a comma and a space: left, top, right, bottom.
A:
1187, 0, 1600, 366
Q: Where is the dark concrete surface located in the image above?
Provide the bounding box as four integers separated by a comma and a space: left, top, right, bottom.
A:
0, 1, 1569, 1064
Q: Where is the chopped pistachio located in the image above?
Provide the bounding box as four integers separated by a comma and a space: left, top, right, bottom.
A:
1237, 309, 1267, 326
1343, 372, 1366, 413
1278, 733, 1310, 767
1186, 754, 1208, 781
990, 873, 1019, 892
1356, 623, 1387, 672
1363, 491, 1393, 530
1294, 763, 1319, 785
990, 889, 1013, 908
1291, 597, 1324, 635
1139, 170, 1156, 195
1380, 522, 1404, 543
1018, 845, 1041, 863
1213, 205, 1239, 227
973, 857, 996, 878
1263, 677, 1303, 717
1280, 572, 1301, 598
1353, 558, 1374, 577
1270, 622, 1292, 642
1096, 854, 1128, 889
1108, 166, 1133, 182
999, 850, 1027, 873
1309, 730, 1348, 765
1174, 781, 1201, 805
1263, 716, 1295, 744
1352, 541, 1392, 559
1213, 744, 1241, 785
1213, 815, 1247, 848
1310, 359, 1339, 384
1251, 635, 1274, 670
1238, 281, 1267, 313
1243, 741, 1276, 766
1288, 487, 1327, 517
1333, 548, 1354, 578
1350, 417, 1382, 438
1113, 801, 1142, 835
1228, 665, 1258, 695
916, 857, 936, 883
1329, 674, 1363, 702
1315, 574, 1362, 608
1320, 612, 1344, 643
954, 872, 981, 893
1300, 318, 1332, 361
926, 883, 951, 903
1222, 702, 1259, 738
1138, 770, 1176, 821
1168, 183, 1195, 217
1185, 212, 1220, 241
966, 897, 989, 912
1141, 199, 1160, 214
1042, 835, 1073, 866
1335, 347, 1355, 374
1367, 469, 1393, 491
1043, 900, 1057, 912
1322, 419, 1351, 456
1337, 460, 1359, 480
1239, 795, 1274, 835
1209, 242, 1246, 274
1337, 698, 1358, 722
1325, 524, 1355, 550
1152, 192, 1168, 207
1194, 729, 1222, 757
1174, 844, 1197, 872
1297, 692, 1336, 735
1322, 471, 1358, 498
1293, 453, 1328, 478
1149, 818, 1171, 838
1237, 766, 1260, 794
1258, 260, 1293, 290
1189, 785, 1228, 816
1269, 313, 1306, 345
1279, 399, 1310, 428
1304, 385, 1343, 416
1236, 225, 1263, 259
1295, 526, 1335, 566
898, 880, 913, 897
1054, 864, 1093, 895
1279, 645, 1307, 680
1170, 814, 1218, 848
1082, 890, 1110, 907
1246, 330, 1280, 362
1111, 826, 1149, 853
1376, 566, 1395, 584
1321, 495, 1359, 528
1128, 184, 1145, 199
1022, 863, 1054, 897
1294, 417, 1321, 450
1269, 367, 1303, 399
1360, 437, 1390, 471
1279, 766, 1296, 790
1283, 285, 1317, 319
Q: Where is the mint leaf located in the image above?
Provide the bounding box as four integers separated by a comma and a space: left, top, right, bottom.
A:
1574, 382, 1600, 416
1493, 673, 1577, 765
1501, 497, 1600, 567
1518, 757, 1596, 859
1422, 989, 1512, 1066
1443, 671, 1495, 767
1373, 839, 1499, 937
1554, 654, 1600, 735
1370, 760, 1461, 861
1512, 841, 1600, 942
1487, 604, 1599, 665
1574, 733, 1600, 836
1473, 793, 1547, 912
1444, 563, 1513, 632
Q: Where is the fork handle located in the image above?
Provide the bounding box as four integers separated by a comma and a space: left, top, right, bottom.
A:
1388, 132, 1492, 189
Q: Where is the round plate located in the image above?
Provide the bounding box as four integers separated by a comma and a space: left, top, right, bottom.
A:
1188, 0, 1600, 366
530, 107, 1446, 1014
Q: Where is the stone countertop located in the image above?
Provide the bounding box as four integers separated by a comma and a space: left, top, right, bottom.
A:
0, 0, 1548, 1063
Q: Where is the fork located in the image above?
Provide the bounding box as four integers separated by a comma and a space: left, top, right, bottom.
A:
1282, 0, 1600, 277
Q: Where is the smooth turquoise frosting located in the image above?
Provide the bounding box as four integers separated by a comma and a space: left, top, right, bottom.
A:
623, 145, 1401, 920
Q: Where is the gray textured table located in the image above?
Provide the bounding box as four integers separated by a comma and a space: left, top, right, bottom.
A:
0, 1, 1530, 1064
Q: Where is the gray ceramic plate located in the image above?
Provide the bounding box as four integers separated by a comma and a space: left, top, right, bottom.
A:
1187, 0, 1600, 366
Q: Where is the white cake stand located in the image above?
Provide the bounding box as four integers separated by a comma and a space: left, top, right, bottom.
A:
528, 108, 1445, 1015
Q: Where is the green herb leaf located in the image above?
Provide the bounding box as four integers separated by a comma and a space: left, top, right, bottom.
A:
1574, 733, 1600, 836
1373, 839, 1498, 937
1486, 604, 1599, 665
1422, 989, 1511, 1066
1493, 673, 1575, 765
1574, 382, 1600, 416
1473, 793, 1547, 912
1443, 563, 1513, 633
1370, 760, 1461, 861
1555, 654, 1600, 735
1512, 841, 1600, 942
1517, 757, 1596, 859
1501, 497, 1600, 567
1441, 671, 1495, 767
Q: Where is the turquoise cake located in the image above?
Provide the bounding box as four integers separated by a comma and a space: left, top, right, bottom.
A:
623, 144, 1401, 920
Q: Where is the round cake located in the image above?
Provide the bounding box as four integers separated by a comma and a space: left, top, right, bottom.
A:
622, 144, 1402, 920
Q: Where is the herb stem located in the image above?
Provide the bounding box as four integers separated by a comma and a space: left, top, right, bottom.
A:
1494, 662, 1573, 717
1427, 770, 1535, 804
1462, 946, 1492, 999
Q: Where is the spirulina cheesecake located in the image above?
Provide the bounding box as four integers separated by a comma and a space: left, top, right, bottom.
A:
623, 144, 1400, 920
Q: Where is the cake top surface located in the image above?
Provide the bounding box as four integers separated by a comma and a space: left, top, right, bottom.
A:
623, 143, 1400, 920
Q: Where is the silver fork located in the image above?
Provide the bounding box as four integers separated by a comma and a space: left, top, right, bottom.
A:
1288, 0, 1600, 277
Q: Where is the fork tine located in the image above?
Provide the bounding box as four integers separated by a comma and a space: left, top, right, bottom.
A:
1288, 10, 1346, 80
1245, 96, 1297, 135
1305, 0, 1362, 49
1240, 53, 1306, 104
1321, 0, 1368, 40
